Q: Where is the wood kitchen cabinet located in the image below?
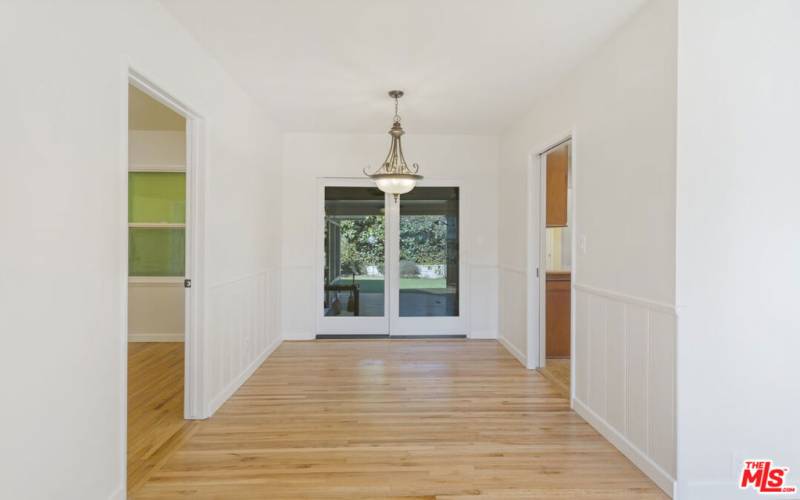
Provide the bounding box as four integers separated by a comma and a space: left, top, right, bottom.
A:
545, 271, 571, 358
546, 144, 568, 227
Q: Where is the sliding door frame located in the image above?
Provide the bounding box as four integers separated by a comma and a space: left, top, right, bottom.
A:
527, 132, 576, 399
315, 178, 391, 336
314, 177, 469, 337
387, 178, 468, 337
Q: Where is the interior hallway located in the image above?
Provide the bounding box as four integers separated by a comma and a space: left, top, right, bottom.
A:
131, 340, 666, 499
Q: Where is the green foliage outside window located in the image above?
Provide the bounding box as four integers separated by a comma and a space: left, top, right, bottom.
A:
338, 216, 384, 275
399, 215, 448, 265
334, 215, 447, 276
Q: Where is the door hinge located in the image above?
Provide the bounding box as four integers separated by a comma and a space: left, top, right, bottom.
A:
184, 279, 192, 288
536, 267, 540, 278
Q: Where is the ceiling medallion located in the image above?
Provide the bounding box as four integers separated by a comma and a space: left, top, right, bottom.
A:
364, 90, 423, 201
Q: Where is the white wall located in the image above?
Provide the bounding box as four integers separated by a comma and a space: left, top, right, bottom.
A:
281, 133, 498, 340
497, 0, 677, 494
675, 1, 800, 498
0, 1, 282, 499
129, 130, 186, 168
128, 279, 184, 341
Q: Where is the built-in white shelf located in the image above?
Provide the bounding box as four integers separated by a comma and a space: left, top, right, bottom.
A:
129, 163, 186, 172
128, 276, 184, 285
128, 222, 186, 228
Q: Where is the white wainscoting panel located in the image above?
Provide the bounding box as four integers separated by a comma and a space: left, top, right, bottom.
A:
573, 283, 676, 497
281, 265, 315, 340
468, 264, 498, 339
205, 268, 281, 416
497, 266, 527, 366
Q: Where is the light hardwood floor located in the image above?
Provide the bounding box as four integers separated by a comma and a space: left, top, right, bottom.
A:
128, 342, 196, 495
538, 358, 571, 397
132, 340, 666, 499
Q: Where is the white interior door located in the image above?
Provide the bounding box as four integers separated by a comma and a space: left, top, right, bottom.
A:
317, 180, 390, 336
388, 183, 466, 336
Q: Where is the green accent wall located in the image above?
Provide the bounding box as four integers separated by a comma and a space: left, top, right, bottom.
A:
128, 172, 186, 277
129, 228, 185, 276
128, 172, 186, 223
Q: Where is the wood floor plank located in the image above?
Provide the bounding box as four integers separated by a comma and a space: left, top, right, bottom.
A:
128, 342, 194, 495
539, 358, 570, 397
132, 340, 666, 499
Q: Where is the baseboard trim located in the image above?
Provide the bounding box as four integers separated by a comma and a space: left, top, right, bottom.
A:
390, 335, 467, 339
206, 337, 282, 417
316, 334, 390, 339
282, 331, 314, 341
469, 330, 498, 339
128, 333, 184, 342
573, 398, 675, 498
498, 335, 527, 367
315, 334, 468, 340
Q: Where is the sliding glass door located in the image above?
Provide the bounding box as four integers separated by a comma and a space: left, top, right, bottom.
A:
318, 182, 389, 335
388, 185, 465, 336
318, 180, 465, 337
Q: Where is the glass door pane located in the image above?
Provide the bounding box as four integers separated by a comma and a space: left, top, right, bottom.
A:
319, 183, 464, 337
323, 186, 386, 318
389, 185, 465, 337
398, 187, 459, 316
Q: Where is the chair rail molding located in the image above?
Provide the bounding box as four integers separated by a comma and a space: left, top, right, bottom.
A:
573, 282, 677, 316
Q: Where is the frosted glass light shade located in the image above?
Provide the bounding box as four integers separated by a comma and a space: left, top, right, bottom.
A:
374, 175, 417, 195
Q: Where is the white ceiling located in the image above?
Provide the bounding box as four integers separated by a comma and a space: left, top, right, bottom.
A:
158, 0, 647, 134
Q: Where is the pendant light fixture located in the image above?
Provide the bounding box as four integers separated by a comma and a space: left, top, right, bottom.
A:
364, 90, 423, 201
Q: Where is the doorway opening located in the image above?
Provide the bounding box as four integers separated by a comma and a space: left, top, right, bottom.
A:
317, 179, 466, 337
537, 140, 573, 396
124, 74, 202, 494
